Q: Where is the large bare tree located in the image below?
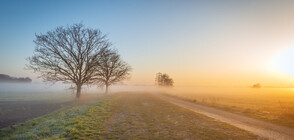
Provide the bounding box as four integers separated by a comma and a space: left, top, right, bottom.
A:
95, 47, 131, 94
27, 24, 110, 98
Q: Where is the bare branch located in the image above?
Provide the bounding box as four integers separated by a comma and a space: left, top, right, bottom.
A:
94, 47, 132, 93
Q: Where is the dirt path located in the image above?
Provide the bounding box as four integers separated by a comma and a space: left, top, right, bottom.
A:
153, 93, 294, 140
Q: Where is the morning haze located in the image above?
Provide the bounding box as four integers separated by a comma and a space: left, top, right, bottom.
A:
0, 0, 294, 139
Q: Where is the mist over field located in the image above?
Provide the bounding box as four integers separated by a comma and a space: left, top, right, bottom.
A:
0, 82, 157, 101
0, 83, 63, 93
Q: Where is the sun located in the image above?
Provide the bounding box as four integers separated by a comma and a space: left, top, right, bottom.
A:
272, 47, 294, 77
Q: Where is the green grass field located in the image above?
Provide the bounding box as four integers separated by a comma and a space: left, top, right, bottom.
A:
0, 93, 265, 139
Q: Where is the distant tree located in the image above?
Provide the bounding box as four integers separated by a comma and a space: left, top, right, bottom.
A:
252, 83, 261, 88
0, 74, 32, 83
27, 24, 110, 98
155, 72, 173, 87
94, 47, 131, 94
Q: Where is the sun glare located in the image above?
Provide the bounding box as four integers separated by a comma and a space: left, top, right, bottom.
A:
272, 47, 294, 77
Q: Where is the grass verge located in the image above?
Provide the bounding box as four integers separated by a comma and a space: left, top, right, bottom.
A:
0, 94, 115, 139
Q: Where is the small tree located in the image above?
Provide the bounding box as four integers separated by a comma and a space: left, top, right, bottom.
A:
252, 83, 261, 88
155, 72, 173, 87
94, 47, 131, 94
27, 24, 110, 98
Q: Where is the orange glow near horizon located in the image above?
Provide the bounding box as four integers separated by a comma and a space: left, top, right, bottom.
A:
128, 45, 294, 87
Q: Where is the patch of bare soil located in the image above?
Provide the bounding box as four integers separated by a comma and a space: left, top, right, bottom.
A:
0, 101, 72, 129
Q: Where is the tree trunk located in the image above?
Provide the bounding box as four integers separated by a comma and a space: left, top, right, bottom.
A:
76, 84, 82, 98
105, 84, 109, 94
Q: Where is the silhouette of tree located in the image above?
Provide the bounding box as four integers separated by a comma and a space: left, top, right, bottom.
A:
252, 83, 261, 88
94, 47, 131, 94
155, 72, 173, 87
0, 74, 32, 83
27, 24, 110, 98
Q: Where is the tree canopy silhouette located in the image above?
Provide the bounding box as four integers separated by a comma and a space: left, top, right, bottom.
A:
155, 72, 174, 87
252, 83, 261, 88
0, 74, 32, 83
94, 47, 131, 94
27, 24, 111, 98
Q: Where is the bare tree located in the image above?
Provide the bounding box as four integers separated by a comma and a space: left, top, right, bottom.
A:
27, 24, 110, 98
155, 72, 174, 87
95, 47, 131, 94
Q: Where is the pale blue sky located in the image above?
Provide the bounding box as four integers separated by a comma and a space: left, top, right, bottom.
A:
1, 0, 294, 86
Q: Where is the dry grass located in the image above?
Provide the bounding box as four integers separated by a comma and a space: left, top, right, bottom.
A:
165, 87, 294, 128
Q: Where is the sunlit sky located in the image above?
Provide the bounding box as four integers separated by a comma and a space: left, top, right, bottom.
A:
1, 0, 294, 87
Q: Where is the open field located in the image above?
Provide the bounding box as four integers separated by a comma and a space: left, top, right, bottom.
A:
155, 93, 294, 140
0, 91, 107, 129
0, 92, 75, 129
165, 87, 294, 128
0, 93, 264, 139
0, 100, 72, 129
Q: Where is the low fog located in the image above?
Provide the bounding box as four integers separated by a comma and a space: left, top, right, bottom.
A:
0, 82, 159, 98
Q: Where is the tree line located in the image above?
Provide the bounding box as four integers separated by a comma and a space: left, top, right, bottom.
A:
27, 24, 131, 98
0, 74, 32, 83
